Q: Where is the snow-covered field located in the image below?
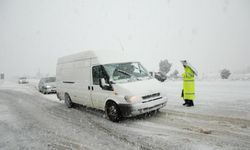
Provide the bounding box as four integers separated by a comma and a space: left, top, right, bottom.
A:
0, 79, 250, 150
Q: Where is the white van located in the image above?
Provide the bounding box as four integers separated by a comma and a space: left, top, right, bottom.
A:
56, 50, 167, 122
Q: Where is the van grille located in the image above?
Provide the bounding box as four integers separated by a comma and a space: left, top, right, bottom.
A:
142, 93, 160, 100
142, 97, 162, 103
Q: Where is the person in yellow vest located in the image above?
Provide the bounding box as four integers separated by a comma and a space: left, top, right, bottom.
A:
181, 60, 197, 107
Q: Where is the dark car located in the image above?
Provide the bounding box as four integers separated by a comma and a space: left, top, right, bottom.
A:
155, 72, 167, 82
149, 72, 167, 82
38, 77, 56, 94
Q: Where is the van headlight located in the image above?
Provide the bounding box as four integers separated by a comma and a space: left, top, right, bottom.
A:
124, 96, 141, 103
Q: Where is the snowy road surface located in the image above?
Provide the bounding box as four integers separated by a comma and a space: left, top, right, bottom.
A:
0, 80, 250, 150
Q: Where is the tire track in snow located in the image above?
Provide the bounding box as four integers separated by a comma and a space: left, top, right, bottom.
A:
163, 109, 250, 126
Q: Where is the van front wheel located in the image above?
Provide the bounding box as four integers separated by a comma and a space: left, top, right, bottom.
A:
106, 102, 121, 122
65, 93, 73, 108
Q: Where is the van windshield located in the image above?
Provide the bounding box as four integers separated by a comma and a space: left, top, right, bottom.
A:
103, 62, 150, 83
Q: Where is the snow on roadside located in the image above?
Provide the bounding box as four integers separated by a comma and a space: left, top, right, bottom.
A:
0, 79, 63, 104
28, 79, 63, 103
0, 80, 36, 95
162, 80, 250, 120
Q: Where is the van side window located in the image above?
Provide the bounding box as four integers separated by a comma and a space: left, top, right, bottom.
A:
92, 65, 108, 85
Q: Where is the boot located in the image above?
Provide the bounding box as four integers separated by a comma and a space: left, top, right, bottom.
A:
185, 100, 192, 107
183, 100, 188, 106
186, 100, 194, 107
190, 100, 194, 106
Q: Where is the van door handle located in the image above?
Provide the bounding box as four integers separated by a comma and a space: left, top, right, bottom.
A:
91, 86, 94, 91
88, 86, 90, 90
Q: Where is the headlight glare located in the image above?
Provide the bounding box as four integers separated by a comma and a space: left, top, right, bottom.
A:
124, 96, 141, 103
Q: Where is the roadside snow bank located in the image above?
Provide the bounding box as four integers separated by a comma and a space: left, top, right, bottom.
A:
163, 80, 250, 120
0, 79, 62, 103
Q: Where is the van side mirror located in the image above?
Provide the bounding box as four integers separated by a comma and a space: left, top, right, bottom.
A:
100, 78, 109, 87
99, 78, 113, 91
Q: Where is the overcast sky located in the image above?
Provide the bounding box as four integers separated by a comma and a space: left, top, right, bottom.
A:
0, 0, 249, 77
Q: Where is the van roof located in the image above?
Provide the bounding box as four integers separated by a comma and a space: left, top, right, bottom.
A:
57, 50, 137, 65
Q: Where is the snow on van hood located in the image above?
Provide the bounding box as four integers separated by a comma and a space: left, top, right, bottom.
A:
113, 78, 165, 97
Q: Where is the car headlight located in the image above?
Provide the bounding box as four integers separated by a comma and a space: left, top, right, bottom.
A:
124, 96, 141, 103
45, 85, 51, 88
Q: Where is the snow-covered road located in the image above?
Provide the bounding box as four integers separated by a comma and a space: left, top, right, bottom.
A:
0, 80, 250, 150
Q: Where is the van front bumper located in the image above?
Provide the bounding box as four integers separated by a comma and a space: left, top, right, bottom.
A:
118, 97, 167, 117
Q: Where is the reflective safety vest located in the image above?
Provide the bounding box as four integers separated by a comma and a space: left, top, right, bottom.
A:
182, 66, 195, 100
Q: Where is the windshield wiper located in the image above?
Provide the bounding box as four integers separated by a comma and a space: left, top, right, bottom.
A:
117, 69, 131, 76
117, 69, 139, 81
